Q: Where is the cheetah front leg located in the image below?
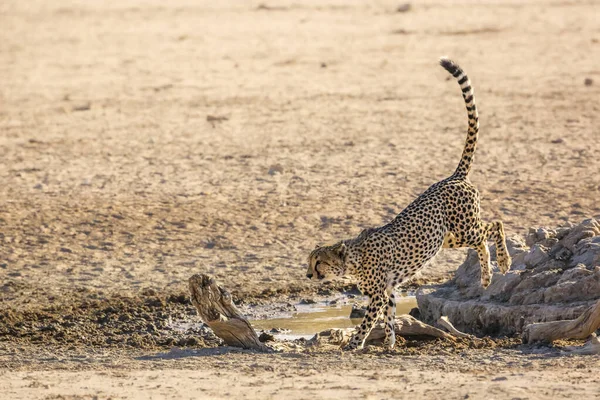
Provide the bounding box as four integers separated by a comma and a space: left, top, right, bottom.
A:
383, 290, 396, 349
344, 292, 387, 350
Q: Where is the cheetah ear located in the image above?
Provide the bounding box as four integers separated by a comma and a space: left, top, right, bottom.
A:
333, 243, 346, 259
314, 244, 320, 250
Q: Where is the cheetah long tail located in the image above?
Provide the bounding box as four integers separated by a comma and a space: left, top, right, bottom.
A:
439, 57, 479, 178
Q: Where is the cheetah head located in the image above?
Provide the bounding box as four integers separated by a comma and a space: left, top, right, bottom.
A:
306, 242, 347, 282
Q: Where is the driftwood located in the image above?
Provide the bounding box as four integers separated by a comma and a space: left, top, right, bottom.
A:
310, 314, 456, 347
188, 274, 269, 352
522, 299, 600, 344
366, 314, 456, 342
437, 316, 474, 339
391, 315, 456, 341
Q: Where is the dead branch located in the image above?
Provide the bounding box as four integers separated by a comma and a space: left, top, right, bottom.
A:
310, 314, 456, 347
522, 299, 600, 344
437, 316, 474, 339
188, 274, 269, 352
392, 315, 456, 341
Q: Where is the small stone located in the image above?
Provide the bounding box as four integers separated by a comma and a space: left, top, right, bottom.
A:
206, 115, 228, 123
269, 327, 290, 334
144, 297, 165, 308
141, 288, 158, 296
118, 314, 131, 322
396, 3, 411, 12
350, 304, 366, 319
268, 164, 284, 175
408, 307, 421, 319
72, 102, 91, 112
584, 78, 593, 86
259, 332, 275, 342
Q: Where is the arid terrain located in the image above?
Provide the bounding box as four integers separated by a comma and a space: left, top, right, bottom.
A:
1, 0, 600, 399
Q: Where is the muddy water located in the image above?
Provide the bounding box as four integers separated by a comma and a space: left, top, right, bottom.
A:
252, 295, 417, 340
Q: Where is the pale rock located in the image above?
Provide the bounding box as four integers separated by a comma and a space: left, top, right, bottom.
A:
417, 219, 600, 335
557, 264, 593, 284
524, 244, 550, 267
569, 236, 600, 268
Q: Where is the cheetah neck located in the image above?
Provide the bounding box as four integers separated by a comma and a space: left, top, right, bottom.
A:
341, 239, 364, 278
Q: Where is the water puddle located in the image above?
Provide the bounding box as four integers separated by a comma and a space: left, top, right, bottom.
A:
251, 295, 417, 340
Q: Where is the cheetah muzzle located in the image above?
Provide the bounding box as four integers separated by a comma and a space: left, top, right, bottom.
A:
306, 57, 512, 351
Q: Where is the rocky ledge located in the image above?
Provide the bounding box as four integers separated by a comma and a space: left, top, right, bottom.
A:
417, 218, 600, 336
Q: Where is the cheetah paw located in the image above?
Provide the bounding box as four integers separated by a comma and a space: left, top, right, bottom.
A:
497, 255, 512, 274
342, 341, 363, 351
481, 274, 492, 288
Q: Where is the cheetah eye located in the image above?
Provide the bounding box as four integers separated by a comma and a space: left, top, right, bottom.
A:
315, 261, 323, 272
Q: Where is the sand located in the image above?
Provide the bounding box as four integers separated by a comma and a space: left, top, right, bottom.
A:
1, 0, 600, 399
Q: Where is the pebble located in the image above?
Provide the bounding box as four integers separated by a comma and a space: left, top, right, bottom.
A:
396, 3, 411, 13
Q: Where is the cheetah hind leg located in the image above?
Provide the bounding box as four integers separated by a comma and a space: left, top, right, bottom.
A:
442, 231, 459, 249
485, 221, 512, 274
443, 230, 492, 286
445, 223, 511, 285
475, 241, 492, 288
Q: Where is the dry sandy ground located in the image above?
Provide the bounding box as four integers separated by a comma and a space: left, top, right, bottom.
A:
1, 343, 600, 400
1, 0, 600, 399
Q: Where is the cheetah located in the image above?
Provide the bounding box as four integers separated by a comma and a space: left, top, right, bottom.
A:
306, 57, 512, 350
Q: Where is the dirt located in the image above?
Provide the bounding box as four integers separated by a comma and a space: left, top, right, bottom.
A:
1, 0, 600, 399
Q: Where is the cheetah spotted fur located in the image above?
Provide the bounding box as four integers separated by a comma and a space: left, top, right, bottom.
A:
306, 57, 512, 350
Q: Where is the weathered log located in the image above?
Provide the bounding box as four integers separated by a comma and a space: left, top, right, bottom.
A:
188, 274, 269, 352
393, 315, 456, 341
522, 299, 600, 344
364, 315, 456, 342
437, 315, 474, 339
310, 314, 456, 347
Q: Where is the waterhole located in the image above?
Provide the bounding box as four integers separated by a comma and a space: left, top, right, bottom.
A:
252, 295, 417, 340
